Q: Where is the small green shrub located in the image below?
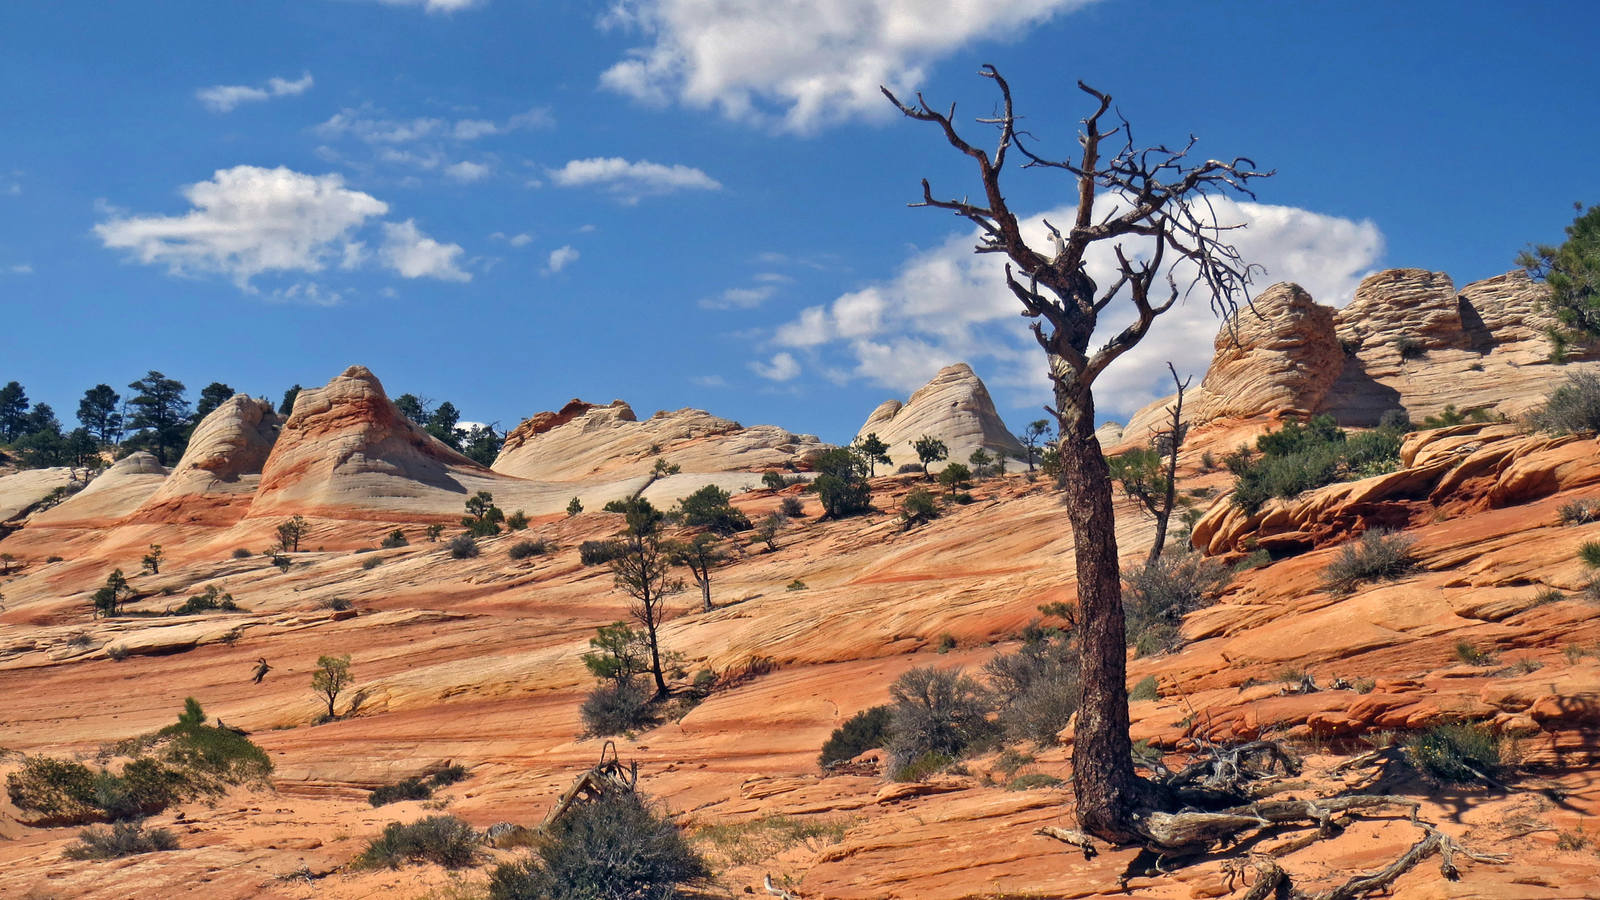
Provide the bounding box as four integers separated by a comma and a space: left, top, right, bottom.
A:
1005, 772, 1064, 791
1352, 677, 1377, 694
169, 585, 241, 616
579, 540, 625, 566
508, 539, 549, 560
63, 821, 179, 860
1394, 335, 1425, 359
890, 750, 954, 783
985, 628, 1079, 746
785, 579, 807, 591
506, 510, 529, 531
676, 484, 752, 535
935, 633, 957, 653
321, 596, 353, 611
819, 706, 892, 767
580, 678, 655, 736
1579, 540, 1600, 569
447, 534, 478, 559
901, 488, 939, 528
1124, 551, 1231, 655
231, 547, 252, 559
779, 496, 805, 518
381, 529, 408, 548
361, 556, 382, 570
1530, 371, 1600, 434
369, 777, 433, 807
356, 815, 478, 869
1129, 675, 1160, 702
486, 791, 707, 900
1404, 723, 1503, 784
428, 764, 468, 787
1454, 640, 1496, 666
1321, 529, 1416, 594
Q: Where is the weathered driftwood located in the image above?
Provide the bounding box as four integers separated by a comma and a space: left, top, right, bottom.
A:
763, 873, 798, 899
538, 740, 638, 830
1035, 825, 1099, 858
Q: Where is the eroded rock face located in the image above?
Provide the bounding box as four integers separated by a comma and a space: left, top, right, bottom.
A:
492, 400, 822, 482
28, 452, 170, 527
855, 363, 1025, 470
248, 366, 486, 516
129, 396, 281, 525
1334, 268, 1464, 354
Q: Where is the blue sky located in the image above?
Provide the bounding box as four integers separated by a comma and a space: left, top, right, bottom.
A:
2, 0, 1596, 444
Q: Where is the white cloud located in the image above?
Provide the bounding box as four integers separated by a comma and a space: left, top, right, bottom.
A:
370, 0, 483, 12
445, 160, 492, 182
750, 351, 801, 382
549, 156, 719, 202
507, 232, 533, 247
380, 219, 471, 281
767, 197, 1383, 418
197, 71, 313, 113
690, 374, 728, 388
94, 165, 389, 287
700, 284, 776, 310
599, 0, 1095, 133
6, 263, 32, 275
317, 105, 551, 144
271, 281, 344, 306
544, 244, 579, 274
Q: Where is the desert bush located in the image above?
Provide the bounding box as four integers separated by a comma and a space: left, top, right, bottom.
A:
6, 756, 99, 822
168, 585, 240, 616
369, 777, 433, 807
1454, 640, 1496, 666
381, 529, 408, 549
506, 510, 529, 531
580, 678, 655, 736
1557, 499, 1600, 525
985, 629, 1079, 746
63, 821, 179, 860
231, 547, 252, 559
819, 705, 892, 767
157, 699, 273, 790
1129, 675, 1160, 702
900, 488, 939, 528
361, 557, 382, 571
1321, 529, 1417, 594
895, 462, 924, 475
779, 495, 805, 517
785, 579, 807, 591
1394, 335, 1425, 359
1228, 415, 1404, 513
1579, 540, 1600, 569
429, 764, 469, 787
357, 815, 478, 869
1404, 723, 1503, 784
813, 472, 872, 519
1123, 551, 1231, 655
486, 791, 707, 900
891, 751, 954, 783
884, 667, 995, 778
1006, 773, 1064, 791
447, 533, 478, 559
1529, 371, 1600, 434
320, 596, 353, 611
507, 539, 549, 560
579, 539, 625, 566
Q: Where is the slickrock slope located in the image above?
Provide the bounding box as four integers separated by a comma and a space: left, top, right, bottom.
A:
1120, 267, 1598, 445
26, 451, 168, 527
0, 466, 77, 522
130, 395, 282, 525
492, 399, 823, 482
856, 363, 1025, 470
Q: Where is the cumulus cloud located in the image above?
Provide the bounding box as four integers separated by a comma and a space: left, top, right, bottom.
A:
197, 72, 314, 113
599, 0, 1095, 133
94, 165, 389, 286
767, 196, 1383, 418
95, 165, 472, 292
548, 157, 720, 202
544, 244, 579, 274
380, 219, 471, 281
751, 351, 802, 382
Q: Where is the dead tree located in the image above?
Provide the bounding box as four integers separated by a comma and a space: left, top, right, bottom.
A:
884, 67, 1267, 841
1150, 362, 1191, 565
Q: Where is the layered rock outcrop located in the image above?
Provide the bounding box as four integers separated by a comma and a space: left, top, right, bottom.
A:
1119, 267, 1594, 442
129, 395, 281, 525
26, 452, 168, 527
855, 363, 1025, 470
492, 400, 823, 482
247, 366, 496, 517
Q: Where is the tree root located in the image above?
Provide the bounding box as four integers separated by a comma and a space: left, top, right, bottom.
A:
1050, 739, 1509, 899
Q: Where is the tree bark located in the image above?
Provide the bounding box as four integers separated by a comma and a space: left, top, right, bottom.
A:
1057, 382, 1143, 842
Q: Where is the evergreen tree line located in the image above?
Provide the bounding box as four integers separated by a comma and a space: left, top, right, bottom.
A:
0, 376, 502, 470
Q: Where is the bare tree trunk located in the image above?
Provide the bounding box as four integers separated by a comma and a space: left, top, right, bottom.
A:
1056, 384, 1143, 842
1146, 363, 1189, 567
